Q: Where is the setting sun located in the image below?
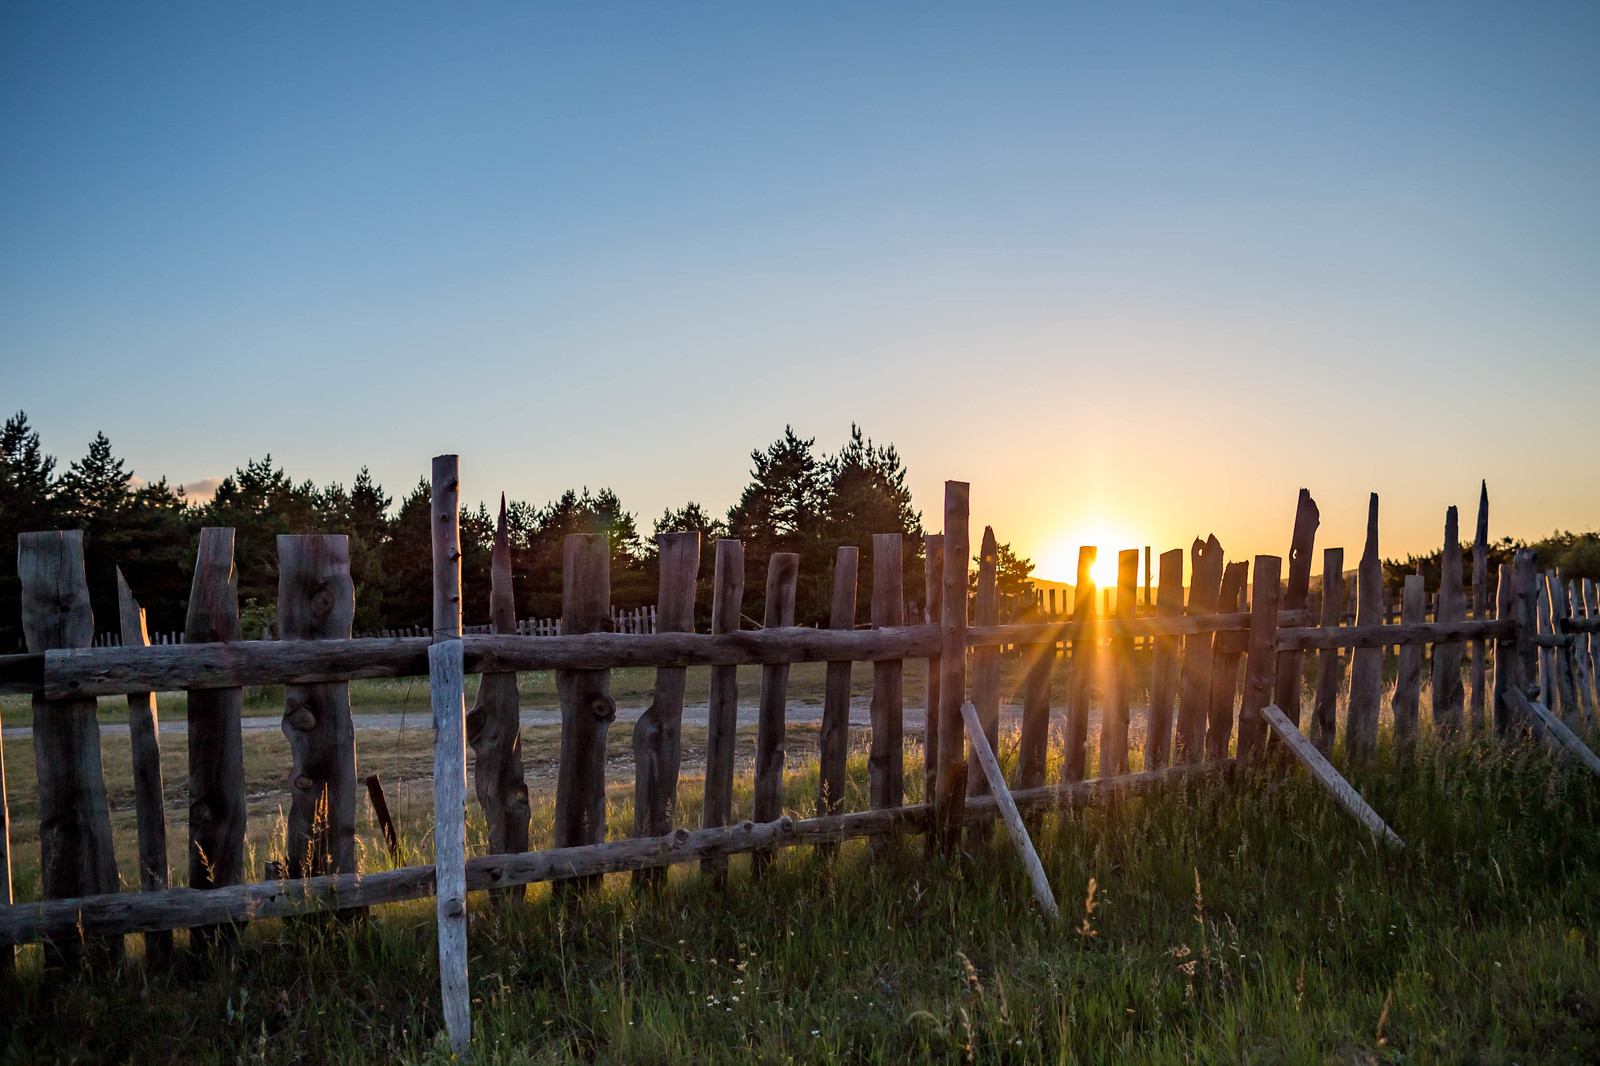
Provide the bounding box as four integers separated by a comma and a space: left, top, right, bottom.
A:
1036, 517, 1146, 589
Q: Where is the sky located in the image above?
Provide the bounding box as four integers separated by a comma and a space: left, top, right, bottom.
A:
3, 3, 1597, 584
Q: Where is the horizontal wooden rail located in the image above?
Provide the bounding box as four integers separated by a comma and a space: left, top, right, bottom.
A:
0, 759, 1232, 945
1274, 619, 1515, 651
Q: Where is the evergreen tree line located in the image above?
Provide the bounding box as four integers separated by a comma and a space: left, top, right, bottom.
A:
0, 414, 945, 652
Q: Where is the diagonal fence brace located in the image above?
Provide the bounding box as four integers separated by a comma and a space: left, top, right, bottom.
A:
1262, 704, 1404, 851
960, 701, 1060, 922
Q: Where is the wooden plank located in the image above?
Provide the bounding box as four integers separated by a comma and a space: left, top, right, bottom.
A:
365, 772, 400, 864
1062, 546, 1098, 782
960, 702, 1059, 921
818, 546, 859, 823
922, 535, 944, 815
1205, 560, 1249, 760
1101, 549, 1138, 775
1145, 548, 1184, 769
1272, 490, 1320, 735
1175, 536, 1224, 764
278, 535, 359, 883
1262, 704, 1404, 850
1236, 555, 1283, 760
751, 551, 799, 878
185, 526, 246, 952
701, 538, 745, 877
633, 532, 701, 888
1431, 506, 1467, 736
554, 533, 616, 887
0, 758, 1235, 947
1275, 618, 1513, 650
934, 482, 970, 855
1469, 480, 1489, 731
19, 530, 121, 969
117, 567, 171, 966
1346, 494, 1384, 764
465, 499, 529, 901
967, 529, 1002, 825
869, 534, 905, 811
1508, 688, 1600, 777
1392, 575, 1425, 750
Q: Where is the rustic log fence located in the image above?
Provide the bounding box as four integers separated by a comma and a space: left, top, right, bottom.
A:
1, 462, 1596, 1048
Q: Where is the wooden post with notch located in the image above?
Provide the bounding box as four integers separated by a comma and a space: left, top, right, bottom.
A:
1346, 494, 1384, 764
466, 498, 530, 903
1431, 506, 1467, 736
1146, 548, 1184, 769
1062, 546, 1097, 781
1101, 549, 1137, 775
818, 546, 859, 829
701, 538, 744, 879
1309, 548, 1346, 755
869, 534, 905, 811
1272, 490, 1319, 738
966, 529, 1001, 840
20, 529, 122, 968
1469, 481, 1489, 731
934, 482, 969, 855
555, 532, 616, 891
1237, 555, 1283, 760
429, 454, 470, 1055
117, 567, 171, 966
922, 535, 944, 819
1175, 535, 1224, 764
278, 535, 359, 887
752, 551, 798, 878
1206, 560, 1249, 761
186, 526, 246, 952
633, 531, 701, 888
1392, 574, 1425, 752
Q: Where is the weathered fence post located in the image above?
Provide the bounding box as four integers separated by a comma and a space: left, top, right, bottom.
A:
1545, 572, 1582, 729
20, 530, 122, 968
1102, 549, 1137, 775
869, 534, 905, 811
752, 551, 798, 878
185, 526, 246, 951
1431, 506, 1467, 736
633, 531, 701, 888
1062, 547, 1097, 782
1584, 579, 1600, 713
1175, 536, 1223, 763
1310, 548, 1346, 755
1346, 494, 1384, 764
1237, 555, 1283, 760
1273, 490, 1319, 736
1469, 481, 1489, 730
1018, 563, 1055, 806
278, 535, 359, 887
1492, 561, 1519, 735
702, 538, 744, 879
934, 482, 969, 855
1146, 548, 1184, 769
466, 499, 530, 904
1536, 575, 1557, 711
966, 529, 1000, 839
1205, 561, 1249, 760
428, 456, 470, 1055
1570, 580, 1597, 725
555, 532, 616, 889
1392, 575, 1425, 751
819, 546, 859, 827
117, 567, 171, 966
1512, 551, 1541, 711
922, 535, 944, 816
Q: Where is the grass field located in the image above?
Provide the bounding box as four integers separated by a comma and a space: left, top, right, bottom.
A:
3, 660, 1598, 1064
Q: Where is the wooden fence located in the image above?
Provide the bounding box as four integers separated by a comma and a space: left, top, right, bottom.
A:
1, 465, 1596, 1053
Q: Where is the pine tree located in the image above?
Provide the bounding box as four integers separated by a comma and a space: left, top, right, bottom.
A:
57, 431, 131, 522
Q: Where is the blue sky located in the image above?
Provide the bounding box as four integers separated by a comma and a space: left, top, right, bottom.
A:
3, 3, 1597, 579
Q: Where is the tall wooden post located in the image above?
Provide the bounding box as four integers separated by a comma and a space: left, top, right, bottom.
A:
869, 534, 905, 811
1062, 546, 1097, 782
117, 567, 171, 966
1512, 551, 1541, 710
1536, 577, 1557, 712
966, 530, 1001, 836
1273, 490, 1320, 735
922, 535, 944, 814
1101, 549, 1137, 775
429, 454, 470, 1055
278, 535, 359, 883
20, 530, 121, 968
818, 546, 859, 821
1236, 555, 1283, 760
752, 551, 798, 879
1492, 561, 1518, 735
1545, 572, 1582, 729
1469, 481, 1489, 731
633, 531, 701, 888
1146, 548, 1184, 769
1017, 561, 1055, 801
555, 533, 616, 878
1175, 536, 1224, 763
1346, 494, 1384, 764
1393, 575, 1426, 751
1431, 506, 1467, 736
186, 526, 246, 951
934, 482, 970, 855
1310, 548, 1346, 756
701, 538, 744, 878
467, 499, 530, 900
1206, 561, 1249, 761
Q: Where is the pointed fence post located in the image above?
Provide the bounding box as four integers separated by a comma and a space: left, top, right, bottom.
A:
1431, 506, 1467, 736
117, 568, 171, 966
934, 482, 970, 855
1273, 490, 1319, 737
429, 455, 470, 1056
20, 529, 122, 969
869, 534, 905, 811
1347, 495, 1384, 763
966, 529, 1001, 838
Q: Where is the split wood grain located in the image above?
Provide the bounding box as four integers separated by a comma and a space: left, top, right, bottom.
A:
1346, 495, 1384, 763
117, 568, 171, 965
961, 702, 1059, 922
